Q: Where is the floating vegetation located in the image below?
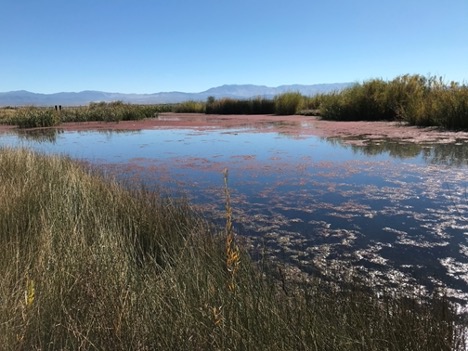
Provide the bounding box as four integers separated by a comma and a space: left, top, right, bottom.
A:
1, 120, 468, 307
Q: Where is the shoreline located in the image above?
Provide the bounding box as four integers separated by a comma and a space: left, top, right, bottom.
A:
1, 112, 468, 144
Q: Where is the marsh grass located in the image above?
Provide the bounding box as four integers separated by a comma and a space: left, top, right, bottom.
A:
4, 102, 164, 127
173, 100, 206, 113
62, 101, 161, 123
0, 147, 465, 350
274, 92, 303, 115
205, 97, 275, 115
0, 107, 17, 124
8, 106, 61, 128
319, 75, 468, 129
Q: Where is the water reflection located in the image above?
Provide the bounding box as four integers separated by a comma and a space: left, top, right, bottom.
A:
331, 136, 468, 166
1, 127, 468, 304
16, 129, 63, 143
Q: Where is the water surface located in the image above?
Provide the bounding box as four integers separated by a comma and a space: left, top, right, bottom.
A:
2, 126, 468, 303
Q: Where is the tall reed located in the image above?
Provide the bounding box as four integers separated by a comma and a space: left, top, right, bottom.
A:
6, 102, 163, 127
274, 92, 303, 115
319, 75, 468, 129
8, 106, 61, 128
172, 100, 206, 113
205, 97, 275, 114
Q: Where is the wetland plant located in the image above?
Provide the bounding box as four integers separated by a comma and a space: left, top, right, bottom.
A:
205, 97, 275, 114
173, 100, 206, 113
274, 91, 303, 115
0, 147, 465, 350
319, 74, 468, 129
5, 102, 163, 127
9, 106, 61, 128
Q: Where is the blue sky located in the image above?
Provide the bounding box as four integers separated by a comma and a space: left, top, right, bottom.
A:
1, 0, 467, 93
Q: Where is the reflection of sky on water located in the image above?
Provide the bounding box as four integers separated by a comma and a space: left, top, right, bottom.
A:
1, 128, 468, 303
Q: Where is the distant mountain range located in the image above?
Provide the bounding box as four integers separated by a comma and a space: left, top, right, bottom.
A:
0, 83, 351, 106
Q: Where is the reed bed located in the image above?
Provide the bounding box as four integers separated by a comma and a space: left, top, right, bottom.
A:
318, 75, 468, 129
172, 100, 206, 113
176, 75, 468, 128
4, 102, 165, 128
3, 74, 468, 129
205, 97, 275, 115
0, 147, 465, 350
0, 107, 18, 124
274, 92, 303, 115
7, 106, 61, 128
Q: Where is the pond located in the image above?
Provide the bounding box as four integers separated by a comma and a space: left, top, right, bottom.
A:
1, 115, 468, 305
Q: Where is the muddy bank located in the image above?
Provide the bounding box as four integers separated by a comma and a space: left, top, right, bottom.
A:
2, 113, 468, 144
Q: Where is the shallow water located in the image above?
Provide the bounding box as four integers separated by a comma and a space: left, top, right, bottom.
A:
1, 127, 468, 303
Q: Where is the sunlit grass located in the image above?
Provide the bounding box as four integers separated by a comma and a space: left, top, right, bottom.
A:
173, 100, 206, 113
205, 96, 275, 114
0, 107, 17, 124
0, 147, 464, 350
7, 106, 61, 128
4, 102, 165, 127
318, 75, 468, 129
274, 92, 303, 115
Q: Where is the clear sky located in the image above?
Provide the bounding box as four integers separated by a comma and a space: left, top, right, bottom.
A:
1, 0, 467, 94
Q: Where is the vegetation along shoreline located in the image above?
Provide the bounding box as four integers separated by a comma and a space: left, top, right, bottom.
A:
1, 74, 467, 131
1, 73, 468, 349
1, 147, 466, 349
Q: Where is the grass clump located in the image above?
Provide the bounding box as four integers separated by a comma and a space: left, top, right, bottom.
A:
0, 147, 465, 350
0, 107, 17, 124
65, 101, 159, 122
173, 100, 206, 113
274, 92, 303, 115
205, 96, 275, 114
5, 102, 164, 127
318, 75, 468, 129
8, 106, 61, 128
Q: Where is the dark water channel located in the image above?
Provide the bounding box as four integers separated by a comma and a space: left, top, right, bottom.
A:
2, 127, 468, 305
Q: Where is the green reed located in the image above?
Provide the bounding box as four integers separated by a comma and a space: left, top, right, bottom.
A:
173, 100, 206, 113
319, 75, 468, 129
205, 97, 275, 114
8, 106, 61, 128
5, 102, 164, 127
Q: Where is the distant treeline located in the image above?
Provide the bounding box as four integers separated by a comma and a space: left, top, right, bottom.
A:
1, 75, 467, 129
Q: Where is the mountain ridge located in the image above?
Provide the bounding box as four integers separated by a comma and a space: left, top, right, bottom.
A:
0, 83, 351, 106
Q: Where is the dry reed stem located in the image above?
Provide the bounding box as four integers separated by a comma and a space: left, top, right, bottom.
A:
223, 169, 240, 292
